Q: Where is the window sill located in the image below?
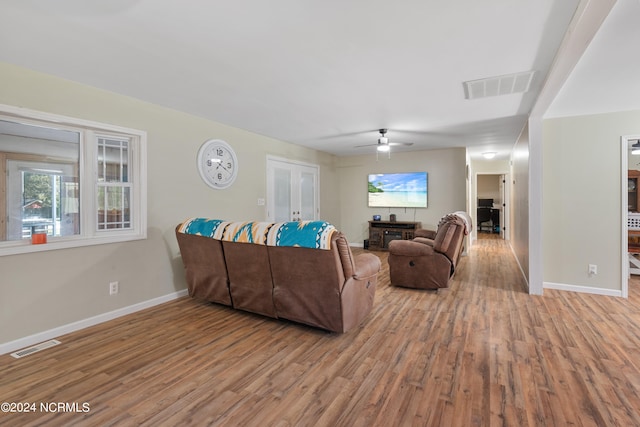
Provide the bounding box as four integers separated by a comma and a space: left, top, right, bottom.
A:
0, 231, 148, 256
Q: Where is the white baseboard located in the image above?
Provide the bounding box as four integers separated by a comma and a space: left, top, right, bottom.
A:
0, 289, 189, 356
543, 281, 622, 297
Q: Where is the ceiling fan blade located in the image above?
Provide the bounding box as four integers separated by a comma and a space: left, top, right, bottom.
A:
388, 141, 414, 147
351, 128, 415, 150
316, 129, 382, 140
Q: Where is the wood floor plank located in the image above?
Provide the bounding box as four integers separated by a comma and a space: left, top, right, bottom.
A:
3, 235, 640, 426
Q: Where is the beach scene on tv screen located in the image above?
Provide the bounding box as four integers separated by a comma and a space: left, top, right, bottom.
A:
368, 172, 428, 208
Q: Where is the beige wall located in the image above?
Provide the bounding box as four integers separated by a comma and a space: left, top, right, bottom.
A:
543, 109, 640, 292
477, 175, 501, 202
472, 159, 509, 175
511, 123, 530, 282
0, 63, 339, 345
336, 148, 467, 244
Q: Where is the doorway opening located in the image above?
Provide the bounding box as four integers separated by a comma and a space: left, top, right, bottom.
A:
475, 173, 509, 240
622, 135, 640, 298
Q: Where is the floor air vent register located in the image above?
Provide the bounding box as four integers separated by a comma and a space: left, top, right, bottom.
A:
10, 339, 61, 359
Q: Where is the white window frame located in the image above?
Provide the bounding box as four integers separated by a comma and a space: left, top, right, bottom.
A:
0, 104, 147, 256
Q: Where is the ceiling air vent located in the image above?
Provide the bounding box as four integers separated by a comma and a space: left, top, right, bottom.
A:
463, 70, 535, 100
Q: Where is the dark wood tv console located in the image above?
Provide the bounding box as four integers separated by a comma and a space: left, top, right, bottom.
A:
368, 220, 421, 250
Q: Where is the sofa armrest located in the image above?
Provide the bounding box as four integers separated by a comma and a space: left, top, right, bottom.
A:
353, 253, 381, 280
388, 239, 436, 257
414, 228, 436, 239
412, 237, 435, 246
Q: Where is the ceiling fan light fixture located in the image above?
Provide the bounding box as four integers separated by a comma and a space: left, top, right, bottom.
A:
482, 151, 497, 159
377, 144, 390, 152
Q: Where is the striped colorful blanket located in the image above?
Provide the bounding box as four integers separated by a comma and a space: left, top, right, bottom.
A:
178, 218, 337, 250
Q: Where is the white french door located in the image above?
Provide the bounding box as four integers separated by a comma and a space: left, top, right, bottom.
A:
6, 159, 77, 240
266, 157, 319, 222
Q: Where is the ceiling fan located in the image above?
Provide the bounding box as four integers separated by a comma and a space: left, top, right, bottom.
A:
356, 129, 414, 153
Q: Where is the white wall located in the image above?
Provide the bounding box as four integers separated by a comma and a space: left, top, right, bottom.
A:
0, 62, 339, 346
542, 109, 640, 294
337, 148, 467, 244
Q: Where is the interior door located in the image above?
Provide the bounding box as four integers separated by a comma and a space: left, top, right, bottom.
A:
266, 157, 319, 222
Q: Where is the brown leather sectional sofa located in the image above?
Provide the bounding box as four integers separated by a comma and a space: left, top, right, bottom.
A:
175, 219, 381, 333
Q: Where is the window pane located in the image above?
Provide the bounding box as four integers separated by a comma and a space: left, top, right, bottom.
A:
1, 119, 80, 241
0, 107, 146, 256
98, 138, 129, 183
97, 186, 131, 230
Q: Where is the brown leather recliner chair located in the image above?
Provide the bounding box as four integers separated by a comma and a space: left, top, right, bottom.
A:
388, 213, 469, 289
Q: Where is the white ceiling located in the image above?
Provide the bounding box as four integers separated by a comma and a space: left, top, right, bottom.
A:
1, 0, 628, 160
546, 0, 640, 118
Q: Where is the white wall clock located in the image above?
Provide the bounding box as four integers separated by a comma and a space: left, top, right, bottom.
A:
197, 139, 239, 189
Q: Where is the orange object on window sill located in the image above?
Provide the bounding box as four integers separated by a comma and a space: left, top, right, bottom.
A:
31, 233, 47, 245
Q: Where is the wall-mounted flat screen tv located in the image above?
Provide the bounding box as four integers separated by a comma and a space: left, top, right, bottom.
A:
368, 172, 428, 208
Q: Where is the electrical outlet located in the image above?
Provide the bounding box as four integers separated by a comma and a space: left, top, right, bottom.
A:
588, 264, 597, 275
109, 281, 119, 295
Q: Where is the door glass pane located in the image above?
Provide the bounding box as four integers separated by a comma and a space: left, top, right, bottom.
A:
22, 171, 55, 238
274, 167, 291, 222
6, 160, 79, 241
300, 170, 316, 220
60, 177, 80, 236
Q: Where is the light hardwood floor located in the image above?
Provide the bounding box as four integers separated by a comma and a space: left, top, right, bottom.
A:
2, 235, 640, 426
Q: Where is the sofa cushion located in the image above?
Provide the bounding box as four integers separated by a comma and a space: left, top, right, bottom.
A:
270, 245, 344, 332
388, 239, 452, 289
174, 228, 232, 305
223, 241, 276, 318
